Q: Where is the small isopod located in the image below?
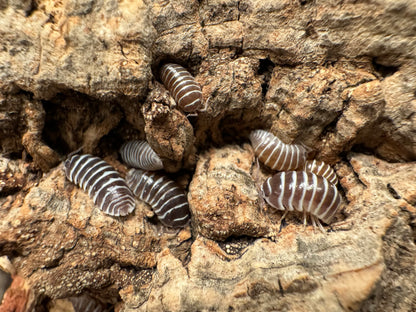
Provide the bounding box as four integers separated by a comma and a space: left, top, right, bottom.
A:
119, 140, 164, 171
249, 129, 307, 171
160, 63, 203, 113
126, 169, 190, 228
304, 160, 338, 185
64, 154, 135, 216
69, 294, 110, 312
261, 171, 342, 232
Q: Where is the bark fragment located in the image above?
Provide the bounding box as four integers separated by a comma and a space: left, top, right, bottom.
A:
0, 0, 415, 311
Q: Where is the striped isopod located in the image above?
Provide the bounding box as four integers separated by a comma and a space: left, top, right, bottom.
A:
126, 169, 190, 228
304, 160, 338, 185
261, 171, 342, 232
119, 140, 164, 171
64, 154, 135, 217
69, 294, 110, 312
160, 63, 203, 112
249, 129, 308, 171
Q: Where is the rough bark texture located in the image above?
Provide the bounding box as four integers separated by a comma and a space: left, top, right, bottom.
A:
1, 0, 416, 311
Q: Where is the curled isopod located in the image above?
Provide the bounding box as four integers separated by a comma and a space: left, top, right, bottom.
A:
64, 154, 135, 216
249, 129, 307, 171
160, 63, 203, 113
119, 140, 164, 171
126, 169, 190, 228
304, 160, 338, 185
261, 171, 342, 232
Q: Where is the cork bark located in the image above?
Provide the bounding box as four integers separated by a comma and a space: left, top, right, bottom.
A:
0, 0, 415, 311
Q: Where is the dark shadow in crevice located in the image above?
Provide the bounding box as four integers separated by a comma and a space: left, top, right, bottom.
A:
372, 58, 399, 78
218, 112, 271, 147
24, 0, 38, 17
217, 235, 257, 259
41, 91, 125, 158
95, 119, 143, 159
350, 144, 375, 156
257, 57, 275, 97
387, 183, 401, 200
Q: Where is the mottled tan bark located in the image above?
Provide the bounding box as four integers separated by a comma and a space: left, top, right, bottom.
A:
0, 0, 415, 311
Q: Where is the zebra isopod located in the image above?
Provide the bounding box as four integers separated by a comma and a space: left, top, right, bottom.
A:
160, 63, 203, 113
249, 129, 307, 171
304, 160, 338, 185
64, 154, 135, 217
119, 140, 164, 171
261, 171, 342, 232
126, 169, 190, 228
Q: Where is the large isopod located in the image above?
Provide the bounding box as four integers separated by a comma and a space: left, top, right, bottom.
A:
160, 63, 203, 113
64, 154, 135, 216
126, 169, 190, 228
261, 171, 342, 231
249, 129, 307, 171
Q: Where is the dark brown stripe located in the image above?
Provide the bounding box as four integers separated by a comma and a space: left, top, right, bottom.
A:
160, 63, 203, 113
249, 130, 307, 171
126, 169, 190, 228
261, 171, 342, 225
64, 154, 135, 217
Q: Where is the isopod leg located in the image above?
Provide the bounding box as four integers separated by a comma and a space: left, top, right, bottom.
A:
254, 158, 265, 210
67, 146, 83, 159
198, 95, 211, 113
313, 215, 326, 233
279, 210, 288, 223
311, 215, 317, 233
254, 158, 261, 182
303, 210, 308, 230
186, 112, 198, 118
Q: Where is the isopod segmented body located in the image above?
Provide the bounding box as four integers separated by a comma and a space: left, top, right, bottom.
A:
261, 171, 342, 231
120, 140, 163, 171
69, 294, 109, 312
126, 169, 190, 228
249, 129, 307, 171
304, 160, 338, 185
64, 154, 135, 216
160, 63, 203, 112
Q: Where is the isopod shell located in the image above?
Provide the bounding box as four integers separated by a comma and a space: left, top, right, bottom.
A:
126, 169, 190, 228
119, 140, 164, 171
160, 63, 203, 112
249, 129, 307, 171
304, 160, 338, 185
64, 154, 135, 216
261, 171, 342, 225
